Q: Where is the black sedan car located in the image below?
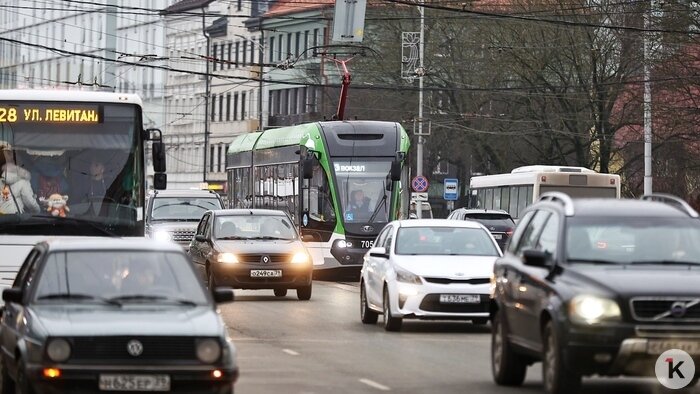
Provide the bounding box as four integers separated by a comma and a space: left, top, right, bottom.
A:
0, 238, 237, 394
189, 209, 313, 300
491, 193, 700, 394
446, 208, 515, 251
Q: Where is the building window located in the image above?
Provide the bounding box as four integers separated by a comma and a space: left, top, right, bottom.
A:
233, 94, 239, 121
212, 44, 218, 71
211, 95, 216, 121
242, 41, 247, 66
217, 145, 223, 172
226, 93, 231, 121
286, 33, 292, 58
269, 37, 275, 62
259, 37, 264, 64
290, 88, 297, 115
210, 146, 215, 173
281, 90, 288, 116
220, 45, 225, 69
227, 43, 232, 69
304, 31, 309, 58
235, 42, 240, 68
251, 39, 256, 65
241, 92, 247, 119
237, 0, 242, 11
218, 94, 224, 122
295, 32, 300, 57
313, 28, 319, 48
300, 87, 307, 113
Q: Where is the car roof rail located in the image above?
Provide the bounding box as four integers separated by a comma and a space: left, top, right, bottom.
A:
538, 192, 575, 216
640, 193, 699, 218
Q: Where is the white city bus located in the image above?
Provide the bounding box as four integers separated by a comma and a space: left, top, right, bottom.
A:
468, 165, 621, 219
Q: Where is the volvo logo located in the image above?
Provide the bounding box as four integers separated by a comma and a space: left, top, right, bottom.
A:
361, 225, 374, 233
126, 340, 143, 357
261, 255, 270, 264
671, 302, 688, 318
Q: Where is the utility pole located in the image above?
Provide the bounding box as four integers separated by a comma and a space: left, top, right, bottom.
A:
643, 0, 653, 195
103, 0, 117, 91
415, 0, 425, 218
202, 8, 211, 183
258, 18, 264, 130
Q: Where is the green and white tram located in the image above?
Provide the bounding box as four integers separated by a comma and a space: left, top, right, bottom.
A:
226, 121, 410, 271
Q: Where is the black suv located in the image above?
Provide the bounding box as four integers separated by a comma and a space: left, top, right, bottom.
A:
447, 209, 515, 250
491, 192, 700, 394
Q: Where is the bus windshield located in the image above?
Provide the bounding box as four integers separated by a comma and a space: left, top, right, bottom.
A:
0, 102, 141, 236
333, 160, 391, 224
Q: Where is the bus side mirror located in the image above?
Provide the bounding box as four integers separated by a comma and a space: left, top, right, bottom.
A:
153, 141, 166, 173
153, 173, 167, 190
302, 157, 314, 179
390, 160, 401, 182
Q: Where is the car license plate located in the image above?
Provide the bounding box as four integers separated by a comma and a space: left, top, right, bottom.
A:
250, 269, 282, 278
647, 340, 700, 355
439, 294, 481, 304
99, 374, 170, 391
492, 234, 503, 240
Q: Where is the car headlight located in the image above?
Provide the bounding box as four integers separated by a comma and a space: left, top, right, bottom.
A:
46, 338, 71, 362
395, 267, 421, 285
291, 252, 310, 264
196, 338, 221, 363
217, 253, 238, 264
569, 295, 621, 324
153, 230, 172, 242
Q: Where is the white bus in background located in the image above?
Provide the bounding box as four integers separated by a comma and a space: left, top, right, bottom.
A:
468, 165, 621, 219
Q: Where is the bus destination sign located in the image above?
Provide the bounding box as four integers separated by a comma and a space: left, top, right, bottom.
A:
0, 103, 101, 124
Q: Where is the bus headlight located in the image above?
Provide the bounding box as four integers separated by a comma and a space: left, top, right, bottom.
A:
153, 230, 171, 242
291, 252, 310, 264
217, 253, 239, 264
569, 295, 620, 324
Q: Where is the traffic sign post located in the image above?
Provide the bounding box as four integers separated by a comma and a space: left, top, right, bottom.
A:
411, 176, 429, 193
443, 178, 458, 201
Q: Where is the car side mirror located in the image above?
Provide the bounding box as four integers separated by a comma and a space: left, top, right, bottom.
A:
153, 173, 167, 190
195, 234, 207, 242
212, 288, 234, 304
369, 246, 389, 259
522, 249, 550, 268
2, 288, 23, 304
152, 141, 166, 173
390, 159, 401, 181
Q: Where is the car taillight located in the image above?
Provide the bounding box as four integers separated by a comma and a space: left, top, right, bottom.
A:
506, 228, 514, 237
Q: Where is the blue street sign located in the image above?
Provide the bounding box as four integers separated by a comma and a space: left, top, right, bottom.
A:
443, 178, 459, 201
411, 176, 429, 193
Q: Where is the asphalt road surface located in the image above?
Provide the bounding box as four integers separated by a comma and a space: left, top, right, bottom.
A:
221, 281, 699, 394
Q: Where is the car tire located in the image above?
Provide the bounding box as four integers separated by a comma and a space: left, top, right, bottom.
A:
297, 284, 312, 301
15, 361, 34, 394
274, 289, 288, 297
207, 266, 217, 294
382, 287, 402, 332
491, 311, 527, 386
542, 321, 581, 394
360, 282, 378, 324
1, 357, 15, 394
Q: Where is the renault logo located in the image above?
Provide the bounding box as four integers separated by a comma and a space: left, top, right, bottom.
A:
126, 340, 143, 357
361, 225, 374, 233
261, 255, 270, 264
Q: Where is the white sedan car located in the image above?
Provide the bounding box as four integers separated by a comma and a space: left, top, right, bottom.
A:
360, 219, 502, 331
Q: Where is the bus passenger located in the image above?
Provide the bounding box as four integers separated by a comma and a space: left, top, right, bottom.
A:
0, 163, 40, 214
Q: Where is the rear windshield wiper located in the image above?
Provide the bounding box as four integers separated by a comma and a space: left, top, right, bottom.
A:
37, 293, 122, 306
109, 294, 198, 306
567, 258, 621, 265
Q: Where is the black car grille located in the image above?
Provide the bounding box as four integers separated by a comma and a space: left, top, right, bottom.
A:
419, 294, 489, 313
68, 336, 199, 363
423, 277, 490, 285
237, 253, 292, 264
631, 298, 700, 321
171, 230, 195, 242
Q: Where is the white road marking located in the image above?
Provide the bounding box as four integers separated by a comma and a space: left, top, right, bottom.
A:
359, 378, 391, 391
282, 348, 300, 356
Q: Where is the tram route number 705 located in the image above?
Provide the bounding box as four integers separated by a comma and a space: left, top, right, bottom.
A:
361, 240, 374, 249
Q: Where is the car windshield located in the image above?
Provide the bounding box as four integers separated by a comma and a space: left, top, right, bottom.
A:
464, 214, 515, 229
566, 217, 700, 265
151, 197, 221, 221
333, 160, 391, 224
395, 227, 500, 256
33, 251, 209, 304
215, 214, 297, 240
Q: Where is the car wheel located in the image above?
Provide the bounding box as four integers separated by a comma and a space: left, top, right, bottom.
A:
382, 287, 402, 332
14, 361, 34, 394
1, 357, 15, 394
274, 288, 288, 297
542, 321, 581, 394
207, 267, 217, 294
360, 282, 378, 324
491, 311, 527, 386
297, 283, 312, 301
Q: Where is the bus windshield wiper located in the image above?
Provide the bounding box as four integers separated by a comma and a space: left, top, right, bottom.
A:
567, 258, 620, 265
629, 260, 700, 266
248, 236, 291, 241
217, 236, 252, 240
37, 293, 122, 306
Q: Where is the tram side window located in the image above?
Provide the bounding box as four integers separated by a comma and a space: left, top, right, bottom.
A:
303, 159, 335, 223
230, 167, 251, 208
